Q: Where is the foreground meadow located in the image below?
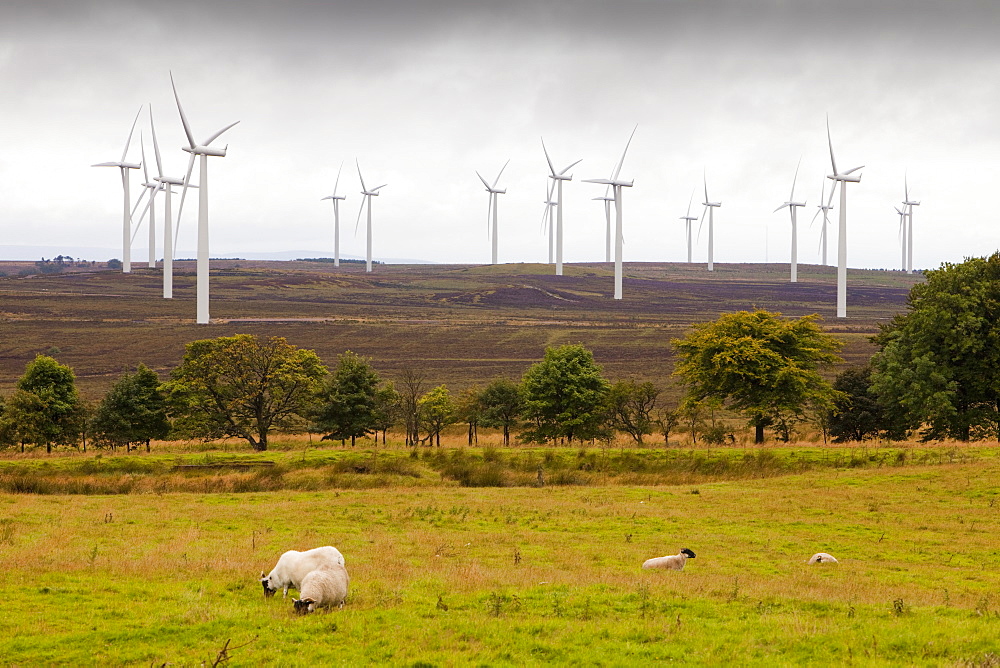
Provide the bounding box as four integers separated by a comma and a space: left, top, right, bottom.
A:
2, 445, 999, 666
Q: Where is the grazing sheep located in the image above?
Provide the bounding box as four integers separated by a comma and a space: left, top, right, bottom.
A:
261, 546, 345, 598
293, 563, 350, 614
808, 552, 838, 564
642, 548, 697, 570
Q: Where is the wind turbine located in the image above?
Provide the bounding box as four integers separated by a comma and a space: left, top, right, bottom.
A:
540, 180, 558, 264
699, 172, 721, 271
902, 177, 920, 274
321, 163, 346, 268
92, 106, 143, 273
809, 178, 836, 266
895, 206, 908, 271
356, 161, 387, 273
826, 118, 864, 319
171, 72, 239, 324
679, 190, 698, 263
774, 159, 807, 282
476, 160, 509, 265
150, 105, 197, 300
541, 138, 582, 276
132, 134, 161, 269
583, 126, 637, 300
593, 183, 615, 263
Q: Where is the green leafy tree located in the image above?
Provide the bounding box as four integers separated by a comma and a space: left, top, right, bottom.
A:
90, 364, 170, 452
654, 406, 680, 447
871, 253, 1000, 441
520, 344, 610, 444
478, 377, 524, 446
418, 385, 455, 446
0, 395, 19, 449
673, 310, 843, 444
454, 386, 483, 445
165, 335, 326, 451
398, 368, 427, 446
5, 354, 84, 453
372, 382, 401, 444
828, 365, 908, 442
606, 380, 659, 444
313, 351, 383, 446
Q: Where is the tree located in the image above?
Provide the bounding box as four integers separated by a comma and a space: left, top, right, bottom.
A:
673, 310, 843, 444
478, 377, 523, 446
871, 254, 1000, 441
827, 365, 908, 442
372, 382, 401, 444
398, 368, 427, 446
418, 385, 455, 446
312, 351, 383, 446
5, 355, 85, 453
654, 406, 680, 447
454, 386, 483, 445
90, 364, 170, 452
520, 344, 610, 444
165, 335, 326, 451
606, 380, 659, 444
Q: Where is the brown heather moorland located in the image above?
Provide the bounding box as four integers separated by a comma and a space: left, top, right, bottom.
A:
0, 259, 921, 398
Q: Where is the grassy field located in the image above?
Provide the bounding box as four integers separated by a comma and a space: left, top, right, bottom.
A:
0, 259, 921, 398
2, 441, 999, 666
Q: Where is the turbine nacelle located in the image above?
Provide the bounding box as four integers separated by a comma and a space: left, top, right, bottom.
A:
827, 171, 863, 183
703, 201, 721, 208
322, 195, 347, 201
182, 145, 229, 158
774, 200, 807, 212
93, 161, 141, 170
680, 215, 698, 222
583, 178, 634, 188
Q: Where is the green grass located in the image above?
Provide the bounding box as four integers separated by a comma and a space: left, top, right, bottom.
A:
2, 451, 999, 665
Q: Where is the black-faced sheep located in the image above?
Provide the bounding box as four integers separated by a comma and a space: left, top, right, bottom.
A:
642, 548, 696, 570
292, 563, 350, 614
261, 546, 346, 598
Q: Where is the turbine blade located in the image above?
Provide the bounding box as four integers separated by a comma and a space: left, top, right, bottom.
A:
790, 156, 801, 200
149, 106, 164, 178
355, 197, 366, 235
492, 159, 510, 189
703, 171, 709, 203
140, 133, 150, 183
131, 185, 148, 218
356, 160, 367, 193
826, 116, 838, 175
486, 193, 493, 237
372, 184, 388, 191
843, 165, 864, 175
176, 152, 196, 233
333, 161, 343, 196
685, 188, 694, 217
169, 72, 197, 150
697, 206, 707, 241
476, 171, 491, 190
826, 180, 837, 208
540, 137, 556, 177
202, 121, 240, 147
558, 159, 582, 176
905, 172, 909, 201
120, 105, 143, 163
809, 207, 822, 227
774, 203, 789, 213
611, 124, 637, 181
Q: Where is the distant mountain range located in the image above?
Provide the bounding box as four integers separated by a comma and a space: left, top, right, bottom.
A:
0, 245, 433, 264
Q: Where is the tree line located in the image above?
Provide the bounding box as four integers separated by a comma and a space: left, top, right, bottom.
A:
4, 253, 1000, 451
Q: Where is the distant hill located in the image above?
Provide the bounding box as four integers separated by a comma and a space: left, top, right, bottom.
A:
0, 245, 433, 264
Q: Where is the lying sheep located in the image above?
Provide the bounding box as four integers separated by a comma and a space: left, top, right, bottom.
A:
642, 548, 696, 570
808, 552, 838, 564
293, 563, 350, 614
261, 546, 345, 598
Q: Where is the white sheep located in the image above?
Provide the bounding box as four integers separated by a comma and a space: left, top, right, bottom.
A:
642, 548, 696, 570
807, 552, 838, 564
261, 546, 346, 598
293, 563, 350, 614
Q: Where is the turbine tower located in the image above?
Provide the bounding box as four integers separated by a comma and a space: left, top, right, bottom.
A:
809, 179, 835, 266
826, 118, 864, 319
903, 177, 920, 274
476, 160, 509, 265
679, 190, 698, 263
700, 173, 721, 271
321, 163, 346, 268
541, 180, 558, 264
92, 106, 142, 273
356, 161, 387, 273
541, 138, 582, 276
895, 206, 907, 271
150, 105, 196, 300
583, 126, 637, 300
593, 184, 615, 263
172, 72, 240, 325
774, 159, 806, 283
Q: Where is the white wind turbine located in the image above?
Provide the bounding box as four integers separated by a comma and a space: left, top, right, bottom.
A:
476, 160, 509, 265
902, 177, 920, 274
774, 160, 807, 283
355, 161, 387, 273
92, 106, 143, 273
826, 118, 864, 319
132, 134, 161, 269
679, 190, 698, 263
321, 163, 346, 268
583, 126, 637, 300
541, 180, 558, 264
809, 178, 836, 266
593, 183, 615, 263
172, 73, 239, 324
541, 138, 582, 276
895, 205, 908, 271
699, 172, 721, 271
150, 105, 197, 300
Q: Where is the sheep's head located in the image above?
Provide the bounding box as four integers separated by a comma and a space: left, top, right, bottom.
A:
293, 597, 316, 614
261, 571, 277, 598
680, 548, 696, 559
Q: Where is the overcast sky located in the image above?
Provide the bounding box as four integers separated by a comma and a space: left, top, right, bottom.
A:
1, 0, 998, 268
